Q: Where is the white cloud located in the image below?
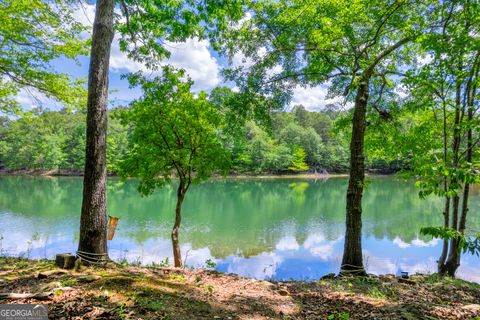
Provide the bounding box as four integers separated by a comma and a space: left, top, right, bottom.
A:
411, 238, 440, 247
72, 3, 95, 39
417, 53, 433, 66
231, 51, 254, 69
457, 262, 480, 283
364, 252, 398, 275
108, 239, 215, 267
227, 251, 284, 279
302, 233, 343, 261
393, 237, 440, 249
276, 236, 300, 251
303, 234, 326, 249
109, 37, 221, 92
290, 86, 345, 111
14, 88, 61, 111
393, 236, 411, 248
73, 4, 221, 92
162, 39, 221, 91
231, 46, 267, 69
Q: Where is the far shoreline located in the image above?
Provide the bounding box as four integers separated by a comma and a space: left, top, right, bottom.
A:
0, 169, 398, 180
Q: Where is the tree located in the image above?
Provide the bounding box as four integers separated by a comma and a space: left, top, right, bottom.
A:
76, 0, 244, 262
278, 122, 325, 166
77, 0, 115, 263
374, 0, 480, 277
118, 67, 230, 267
216, 0, 426, 275
0, 110, 85, 171
0, 0, 88, 114
289, 147, 308, 172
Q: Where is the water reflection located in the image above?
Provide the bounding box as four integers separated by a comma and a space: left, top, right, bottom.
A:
0, 176, 479, 282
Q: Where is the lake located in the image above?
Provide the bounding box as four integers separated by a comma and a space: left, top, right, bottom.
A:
0, 176, 479, 282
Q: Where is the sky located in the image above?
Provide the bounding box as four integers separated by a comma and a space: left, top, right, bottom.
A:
17, 3, 340, 112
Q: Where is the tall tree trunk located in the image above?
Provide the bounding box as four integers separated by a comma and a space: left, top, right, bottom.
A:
172, 181, 185, 268
438, 196, 450, 269
440, 81, 463, 275
340, 76, 369, 276
443, 76, 477, 277
77, 0, 115, 261
438, 98, 451, 270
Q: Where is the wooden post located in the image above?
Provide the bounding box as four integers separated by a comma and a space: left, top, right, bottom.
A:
55, 254, 76, 269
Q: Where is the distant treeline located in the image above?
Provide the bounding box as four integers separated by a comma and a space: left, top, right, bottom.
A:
0, 106, 399, 174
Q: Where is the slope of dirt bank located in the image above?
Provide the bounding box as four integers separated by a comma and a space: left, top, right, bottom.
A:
0, 257, 479, 320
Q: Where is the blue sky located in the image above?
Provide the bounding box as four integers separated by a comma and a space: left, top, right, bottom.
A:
16, 3, 339, 112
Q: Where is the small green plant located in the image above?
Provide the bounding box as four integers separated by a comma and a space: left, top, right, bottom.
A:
115, 304, 127, 319
328, 312, 350, 320
368, 286, 386, 299
147, 258, 171, 269
117, 249, 129, 267
131, 256, 142, 267
205, 258, 216, 269
60, 278, 78, 287
206, 285, 214, 294
157, 257, 171, 268
14, 260, 30, 269
170, 273, 186, 282
139, 299, 165, 312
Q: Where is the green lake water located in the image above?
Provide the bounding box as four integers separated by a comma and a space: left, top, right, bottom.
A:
0, 176, 479, 281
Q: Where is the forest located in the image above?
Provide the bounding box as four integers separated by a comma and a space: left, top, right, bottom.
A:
0, 104, 364, 174
1, 0, 480, 319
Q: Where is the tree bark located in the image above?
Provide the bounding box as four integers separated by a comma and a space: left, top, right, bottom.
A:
340, 76, 369, 276
172, 181, 185, 268
338, 37, 412, 277
438, 196, 450, 269
438, 97, 450, 270
443, 77, 476, 277
440, 81, 463, 276
77, 0, 114, 261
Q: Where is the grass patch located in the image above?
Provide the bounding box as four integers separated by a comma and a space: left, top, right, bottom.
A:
60, 278, 78, 287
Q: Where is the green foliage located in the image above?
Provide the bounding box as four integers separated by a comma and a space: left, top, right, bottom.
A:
289, 147, 309, 172
0, 108, 128, 172
148, 257, 170, 268
0, 105, 394, 174
0, 0, 88, 114
204, 258, 216, 269
118, 67, 230, 195
0, 110, 81, 170
420, 227, 480, 257
117, 0, 245, 70
60, 278, 78, 287
328, 313, 350, 320
216, 0, 425, 111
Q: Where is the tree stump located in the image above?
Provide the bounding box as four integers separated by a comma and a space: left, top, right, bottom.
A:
55, 254, 76, 269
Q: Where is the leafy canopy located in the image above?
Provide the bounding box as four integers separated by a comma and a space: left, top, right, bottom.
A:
118, 67, 230, 196
421, 227, 480, 257
117, 0, 245, 69
0, 0, 88, 114
216, 0, 426, 108
289, 147, 309, 172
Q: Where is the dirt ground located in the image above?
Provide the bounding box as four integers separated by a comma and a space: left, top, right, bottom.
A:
0, 257, 479, 320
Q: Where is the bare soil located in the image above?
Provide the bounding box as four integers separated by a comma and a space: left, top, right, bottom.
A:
0, 257, 479, 320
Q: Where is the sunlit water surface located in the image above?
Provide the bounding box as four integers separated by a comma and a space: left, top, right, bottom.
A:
1, 176, 479, 282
